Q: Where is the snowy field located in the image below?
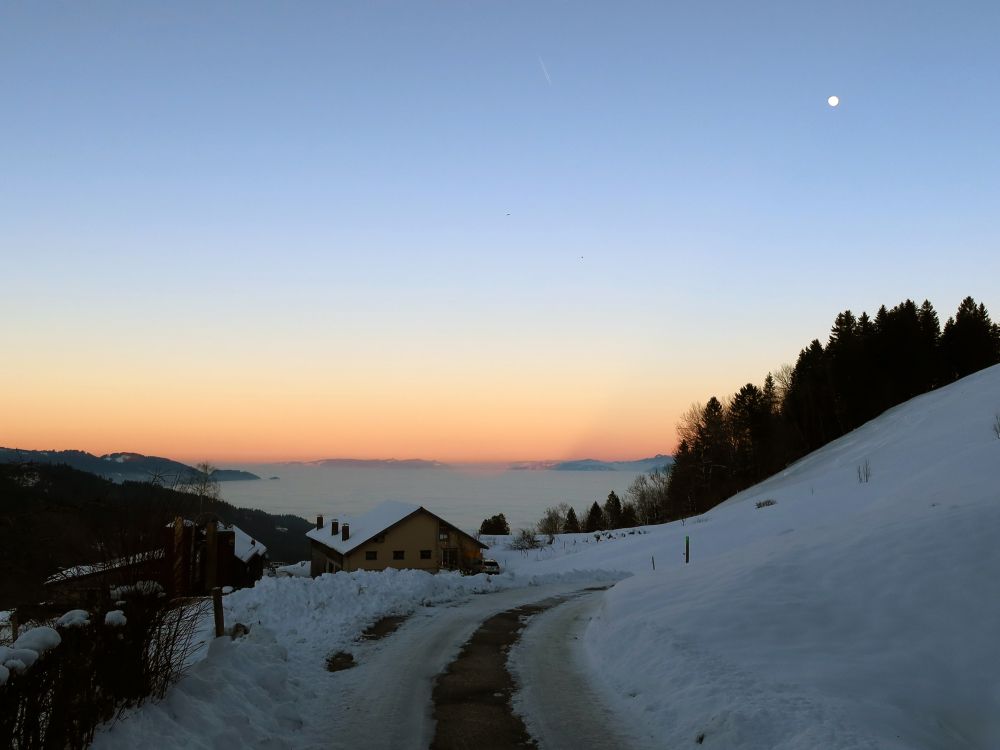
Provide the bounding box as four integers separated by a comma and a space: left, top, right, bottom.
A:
90, 364, 1000, 749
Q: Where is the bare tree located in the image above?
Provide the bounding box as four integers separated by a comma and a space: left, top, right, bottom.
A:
176, 462, 220, 514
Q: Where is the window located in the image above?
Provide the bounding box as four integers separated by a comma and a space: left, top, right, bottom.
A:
374, 534, 386, 543
365, 551, 377, 561
438, 524, 449, 541
393, 550, 405, 560
420, 549, 432, 560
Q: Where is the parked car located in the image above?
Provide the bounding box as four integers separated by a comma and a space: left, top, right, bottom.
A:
481, 558, 501, 574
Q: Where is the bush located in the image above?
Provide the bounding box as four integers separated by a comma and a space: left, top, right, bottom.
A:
0, 590, 208, 748
857, 459, 872, 483
507, 529, 541, 551
993, 414, 1000, 439
536, 504, 569, 538
755, 499, 777, 509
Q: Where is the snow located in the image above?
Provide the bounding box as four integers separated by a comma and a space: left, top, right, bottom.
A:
104, 611, 127, 627
275, 561, 310, 577
93, 568, 615, 749
12, 626, 62, 656
92, 365, 1000, 749
110, 581, 164, 599
2, 626, 63, 675
57, 609, 91, 628
224, 524, 266, 563
45, 550, 164, 585
499, 364, 1000, 749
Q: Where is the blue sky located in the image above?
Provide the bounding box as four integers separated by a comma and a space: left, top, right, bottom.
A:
2, 1, 998, 460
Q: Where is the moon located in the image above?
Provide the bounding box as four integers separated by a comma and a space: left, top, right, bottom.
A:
827, 95, 840, 107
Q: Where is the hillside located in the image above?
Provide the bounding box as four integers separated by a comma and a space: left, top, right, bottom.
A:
491, 363, 1000, 748
0, 448, 260, 483
0, 464, 310, 609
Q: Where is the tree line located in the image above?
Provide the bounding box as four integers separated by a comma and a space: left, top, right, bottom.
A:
664, 295, 1000, 520
479, 468, 671, 541
479, 295, 999, 538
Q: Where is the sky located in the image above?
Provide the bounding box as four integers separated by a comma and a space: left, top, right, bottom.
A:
2, 1, 998, 463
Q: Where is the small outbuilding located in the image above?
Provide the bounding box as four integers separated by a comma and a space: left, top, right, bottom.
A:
164, 517, 268, 595
307, 501, 487, 577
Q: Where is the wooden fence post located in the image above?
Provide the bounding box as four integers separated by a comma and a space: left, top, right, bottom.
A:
10, 609, 19, 640
212, 587, 224, 637
685, 535, 690, 564
206, 520, 218, 592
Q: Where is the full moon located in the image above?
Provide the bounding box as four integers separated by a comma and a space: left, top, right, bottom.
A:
828, 95, 840, 107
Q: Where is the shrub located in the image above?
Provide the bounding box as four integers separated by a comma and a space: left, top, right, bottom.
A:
0, 590, 207, 748
993, 414, 1000, 439
507, 528, 541, 551
857, 459, 872, 483
755, 499, 777, 509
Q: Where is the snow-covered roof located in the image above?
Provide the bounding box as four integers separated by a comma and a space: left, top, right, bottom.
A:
163, 519, 267, 562
225, 524, 267, 563
45, 549, 165, 585
306, 500, 439, 554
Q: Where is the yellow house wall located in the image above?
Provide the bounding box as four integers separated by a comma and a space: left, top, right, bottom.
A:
342, 510, 483, 572
310, 539, 344, 577
344, 511, 441, 572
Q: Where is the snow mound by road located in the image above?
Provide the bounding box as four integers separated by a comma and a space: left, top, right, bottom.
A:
94, 565, 618, 748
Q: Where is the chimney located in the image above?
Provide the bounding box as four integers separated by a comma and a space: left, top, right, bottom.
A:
316, 514, 324, 531
342, 523, 350, 541
331, 519, 339, 535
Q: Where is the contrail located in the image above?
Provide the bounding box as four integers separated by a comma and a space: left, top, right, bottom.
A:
538, 56, 552, 87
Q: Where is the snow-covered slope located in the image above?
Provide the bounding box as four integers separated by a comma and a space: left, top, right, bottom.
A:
498, 364, 1000, 749
92, 366, 999, 749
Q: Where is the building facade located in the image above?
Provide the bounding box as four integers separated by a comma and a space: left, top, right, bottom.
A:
307, 501, 486, 576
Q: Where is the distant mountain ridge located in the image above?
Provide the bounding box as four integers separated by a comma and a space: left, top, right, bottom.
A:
294, 458, 447, 469
0, 447, 260, 483
508, 454, 674, 472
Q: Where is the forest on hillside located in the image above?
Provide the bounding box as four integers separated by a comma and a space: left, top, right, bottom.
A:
0, 463, 312, 609
659, 296, 1000, 521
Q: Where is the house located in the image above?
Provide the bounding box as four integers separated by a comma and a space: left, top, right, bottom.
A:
43, 517, 267, 605
163, 517, 268, 595
306, 501, 487, 577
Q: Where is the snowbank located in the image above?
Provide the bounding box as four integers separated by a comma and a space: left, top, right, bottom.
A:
95, 565, 617, 748
56, 609, 91, 629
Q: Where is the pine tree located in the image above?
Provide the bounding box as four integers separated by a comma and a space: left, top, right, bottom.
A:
478, 513, 510, 535
604, 491, 623, 529
941, 297, 1000, 379
584, 501, 605, 532
562, 506, 581, 533
619, 500, 638, 529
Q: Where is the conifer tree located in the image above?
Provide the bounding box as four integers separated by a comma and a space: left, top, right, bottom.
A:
562, 506, 581, 533
604, 491, 623, 529
584, 501, 605, 532
941, 297, 1000, 379
619, 500, 638, 529
478, 513, 510, 535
